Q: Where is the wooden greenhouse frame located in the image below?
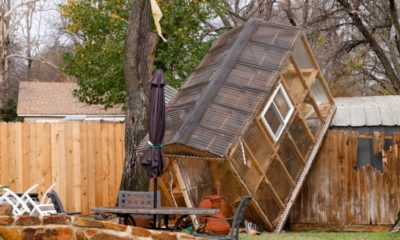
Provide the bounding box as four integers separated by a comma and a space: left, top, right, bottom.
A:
139, 19, 337, 232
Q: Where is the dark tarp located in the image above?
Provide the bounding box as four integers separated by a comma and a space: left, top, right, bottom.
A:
141, 70, 167, 178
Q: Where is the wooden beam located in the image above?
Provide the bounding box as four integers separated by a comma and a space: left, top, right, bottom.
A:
275, 154, 296, 187
290, 223, 392, 232
157, 177, 176, 207
280, 75, 316, 144
170, 157, 197, 226
227, 161, 274, 231
359, 133, 394, 139
300, 35, 319, 70
286, 133, 306, 164
274, 105, 337, 233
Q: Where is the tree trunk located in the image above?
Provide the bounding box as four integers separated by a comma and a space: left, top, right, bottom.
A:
0, 1, 5, 84
120, 0, 158, 191
26, 9, 32, 82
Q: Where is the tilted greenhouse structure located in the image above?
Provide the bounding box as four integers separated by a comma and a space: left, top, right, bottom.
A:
139, 19, 336, 232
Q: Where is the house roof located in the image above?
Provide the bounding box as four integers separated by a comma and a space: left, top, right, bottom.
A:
17, 82, 124, 116
18, 82, 178, 117
331, 96, 400, 126
139, 19, 304, 157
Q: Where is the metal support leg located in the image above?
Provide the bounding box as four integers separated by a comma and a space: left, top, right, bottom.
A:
118, 214, 136, 226
164, 215, 170, 229
173, 215, 189, 232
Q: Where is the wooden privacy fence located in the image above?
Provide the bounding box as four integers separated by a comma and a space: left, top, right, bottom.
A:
0, 122, 125, 214
290, 130, 400, 231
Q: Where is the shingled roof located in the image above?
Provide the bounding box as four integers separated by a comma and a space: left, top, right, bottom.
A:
17, 82, 124, 116
139, 19, 304, 157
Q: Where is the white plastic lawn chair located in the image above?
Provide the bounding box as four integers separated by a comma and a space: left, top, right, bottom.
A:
0, 186, 31, 216
29, 184, 57, 217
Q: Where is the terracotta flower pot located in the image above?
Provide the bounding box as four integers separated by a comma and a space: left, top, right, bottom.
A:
206, 196, 231, 235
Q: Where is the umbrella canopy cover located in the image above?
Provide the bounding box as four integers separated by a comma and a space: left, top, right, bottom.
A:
142, 70, 168, 178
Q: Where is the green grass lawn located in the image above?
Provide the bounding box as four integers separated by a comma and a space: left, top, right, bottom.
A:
238, 231, 400, 240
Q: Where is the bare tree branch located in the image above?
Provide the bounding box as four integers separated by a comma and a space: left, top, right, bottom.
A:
5, 54, 58, 69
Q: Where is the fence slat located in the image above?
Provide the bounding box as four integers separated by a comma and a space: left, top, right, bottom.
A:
80, 122, 89, 215
22, 122, 30, 191
0, 122, 8, 186
8, 123, 16, 190
65, 122, 74, 212
108, 124, 116, 207
51, 123, 59, 195
57, 123, 67, 206
101, 123, 109, 207
87, 123, 96, 212
14, 122, 23, 191
73, 122, 81, 213
115, 124, 123, 191
94, 123, 102, 207
29, 123, 37, 189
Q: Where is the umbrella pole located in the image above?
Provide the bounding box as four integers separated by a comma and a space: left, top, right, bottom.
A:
153, 178, 157, 227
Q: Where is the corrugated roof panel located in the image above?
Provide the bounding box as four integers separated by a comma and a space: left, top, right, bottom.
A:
332, 106, 349, 126
332, 96, 400, 127
348, 106, 365, 126
379, 106, 396, 126
363, 106, 380, 126
393, 105, 400, 125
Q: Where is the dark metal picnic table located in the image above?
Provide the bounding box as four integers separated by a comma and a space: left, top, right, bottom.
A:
91, 206, 219, 232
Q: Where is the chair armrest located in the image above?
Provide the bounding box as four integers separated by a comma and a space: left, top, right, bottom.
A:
66, 212, 82, 215
200, 216, 234, 222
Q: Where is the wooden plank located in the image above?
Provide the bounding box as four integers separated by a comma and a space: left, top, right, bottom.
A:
351, 132, 358, 167
101, 123, 110, 206
382, 172, 390, 224
87, 123, 96, 213
374, 171, 381, 224
80, 122, 89, 215
366, 165, 375, 225
330, 131, 339, 224
309, 145, 317, 223
115, 124, 124, 190
301, 171, 310, 223
352, 169, 360, 224
73, 122, 81, 213
21, 122, 30, 191
290, 223, 392, 232
387, 150, 396, 223
29, 123, 37, 189
7, 123, 16, 189
338, 131, 345, 159
43, 123, 52, 201
359, 167, 368, 225
338, 140, 346, 224
0, 122, 8, 187
345, 131, 353, 224
360, 133, 395, 139
64, 122, 74, 212
324, 131, 331, 224
108, 124, 116, 207
94, 122, 102, 207
315, 137, 325, 223
57, 123, 67, 207
51, 123, 59, 194
14, 122, 23, 191
36, 123, 46, 200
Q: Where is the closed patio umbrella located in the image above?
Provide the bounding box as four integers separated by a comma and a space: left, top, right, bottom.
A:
141, 70, 167, 224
